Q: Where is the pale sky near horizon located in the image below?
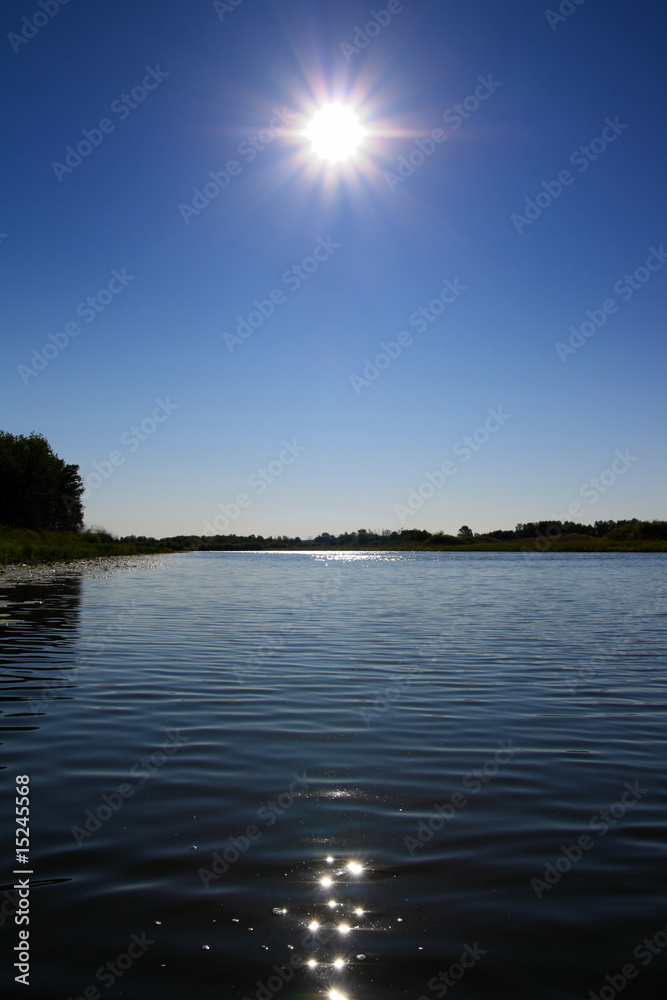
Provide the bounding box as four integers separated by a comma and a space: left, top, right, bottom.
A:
2, 0, 665, 538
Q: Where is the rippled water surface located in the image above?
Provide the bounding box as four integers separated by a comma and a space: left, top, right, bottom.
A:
1, 551, 666, 999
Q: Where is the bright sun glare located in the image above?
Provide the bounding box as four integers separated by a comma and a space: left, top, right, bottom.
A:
305, 103, 367, 163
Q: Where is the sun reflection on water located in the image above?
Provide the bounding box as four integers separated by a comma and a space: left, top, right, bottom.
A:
267, 853, 377, 999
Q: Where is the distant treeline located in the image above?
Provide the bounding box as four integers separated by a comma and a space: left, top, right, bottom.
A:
123, 519, 667, 552
2, 520, 666, 566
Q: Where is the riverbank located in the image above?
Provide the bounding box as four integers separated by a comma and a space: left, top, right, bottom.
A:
187, 519, 667, 553
0, 527, 175, 567
2, 525, 664, 567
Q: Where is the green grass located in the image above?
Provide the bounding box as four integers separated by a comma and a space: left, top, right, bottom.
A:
0, 526, 174, 566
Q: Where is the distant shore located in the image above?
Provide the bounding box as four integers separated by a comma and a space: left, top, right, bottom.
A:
1, 523, 665, 568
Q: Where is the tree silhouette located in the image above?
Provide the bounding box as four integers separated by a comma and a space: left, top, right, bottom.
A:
0, 431, 84, 531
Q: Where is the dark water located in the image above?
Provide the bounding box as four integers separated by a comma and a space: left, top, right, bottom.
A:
1, 551, 666, 1000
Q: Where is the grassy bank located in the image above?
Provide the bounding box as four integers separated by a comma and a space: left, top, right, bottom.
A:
0, 527, 174, 565
2, 523, 665, 566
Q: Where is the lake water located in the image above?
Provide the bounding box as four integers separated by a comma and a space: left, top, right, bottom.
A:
1, 551, 666, 999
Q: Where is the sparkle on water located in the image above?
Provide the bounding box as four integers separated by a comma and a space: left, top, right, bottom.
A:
268, 855, 378, 998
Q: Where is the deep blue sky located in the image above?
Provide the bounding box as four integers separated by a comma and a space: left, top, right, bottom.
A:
2, 0, 665, 538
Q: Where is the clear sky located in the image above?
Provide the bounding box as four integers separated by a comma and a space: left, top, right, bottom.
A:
2, 0, 665, 538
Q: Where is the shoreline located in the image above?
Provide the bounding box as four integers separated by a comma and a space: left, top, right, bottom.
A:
0, 540, 664, 580
0, 553, 173, 586
1, 522, 665, 572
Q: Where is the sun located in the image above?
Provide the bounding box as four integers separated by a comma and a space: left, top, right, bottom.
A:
304, 103, 367, 163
